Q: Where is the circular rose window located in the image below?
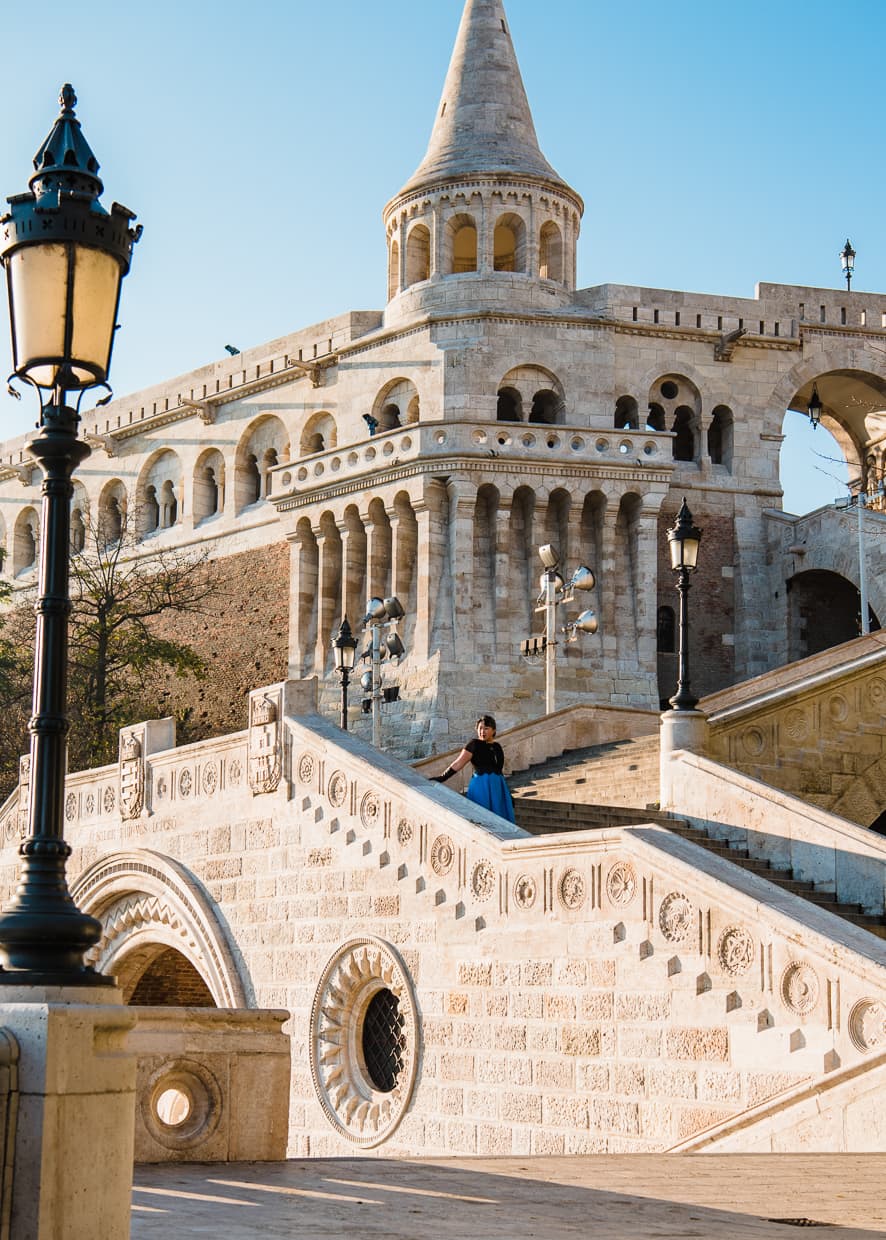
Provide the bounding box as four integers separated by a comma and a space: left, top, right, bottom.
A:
309, 936, 419, 1147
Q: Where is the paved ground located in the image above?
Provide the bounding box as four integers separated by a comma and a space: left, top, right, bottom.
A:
131, 1154, 886, 1238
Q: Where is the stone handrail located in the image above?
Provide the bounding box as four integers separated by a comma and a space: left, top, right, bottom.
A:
0, 1028, 18, 1240
663, 748, 886, 915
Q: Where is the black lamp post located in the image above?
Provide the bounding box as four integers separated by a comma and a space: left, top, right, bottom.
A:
0, 86, 140, 984
807, 383, 823, 430
667, 498, 702, 712
840, 239, 856, 292
331, 616, 358, 730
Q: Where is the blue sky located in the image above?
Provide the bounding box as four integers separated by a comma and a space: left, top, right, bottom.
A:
0, 0, 880, 511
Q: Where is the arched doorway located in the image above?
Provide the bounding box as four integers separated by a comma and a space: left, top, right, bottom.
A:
787, 568, 880, 661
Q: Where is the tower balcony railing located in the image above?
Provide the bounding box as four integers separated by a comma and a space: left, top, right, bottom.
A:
269, 421, 674, 505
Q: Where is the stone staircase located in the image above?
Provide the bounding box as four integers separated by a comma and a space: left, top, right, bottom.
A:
509, 735, 661, 808
512, 796, 886, 941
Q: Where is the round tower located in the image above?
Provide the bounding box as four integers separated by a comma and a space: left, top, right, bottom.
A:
383, 0, 583, 325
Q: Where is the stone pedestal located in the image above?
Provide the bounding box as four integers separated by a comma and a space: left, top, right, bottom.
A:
0, 984, 137, 1240
659, 708, 709, 809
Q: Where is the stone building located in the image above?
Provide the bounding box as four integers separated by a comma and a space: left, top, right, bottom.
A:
0, 0, 882, 755
0, 0, 884, 1181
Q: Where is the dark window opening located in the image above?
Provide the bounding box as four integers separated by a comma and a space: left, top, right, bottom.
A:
362, 987, 405, 1093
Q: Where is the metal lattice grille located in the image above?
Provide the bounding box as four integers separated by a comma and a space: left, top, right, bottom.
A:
362, 988, 405, 1093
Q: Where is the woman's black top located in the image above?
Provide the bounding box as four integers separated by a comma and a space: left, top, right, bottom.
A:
465, 739, 504, 776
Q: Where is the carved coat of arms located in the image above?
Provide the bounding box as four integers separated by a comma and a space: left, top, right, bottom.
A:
248, 693, 282, 795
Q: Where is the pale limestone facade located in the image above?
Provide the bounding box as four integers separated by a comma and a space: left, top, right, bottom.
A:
0, 2, 883, 755
0, 0, 884, 1184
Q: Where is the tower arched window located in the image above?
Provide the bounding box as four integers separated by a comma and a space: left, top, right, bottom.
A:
614, 396, 639, 430
708, 405, 734, 470
539, 221, 563, 282
450, 219, 477, 274
672, 406, 696, 461
405, 225, 431, 286
388, 239, 400, 301
497, 387, 522, 422
529, 389, 561, 424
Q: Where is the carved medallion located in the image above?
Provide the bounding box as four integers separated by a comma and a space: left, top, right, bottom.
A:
360, 791, 382, 831
606, 861, 637, 907
85, 792, 95, 817
396, 819, 413, 847
828, 694, 849, 724
309, 936, 419, 1148
228, 758, 243, 785
202, 761, 219, 796
742, 727, 765, 757
179, 768, 193, 798
103, 786, 115, 814
717, 925, 754, 976
868, 677, 886, 707
559, 868, 586, 910
784, 709, 809, 743
297, 752, 316, 785
781, 962, 820, 1015
513, 874, 537, 910
471, 859, 495, 902
328, 770, 348, 809
430, 834, 454, 877
119, 731, 144, 821
849, 999, 886, 1053
659, 892, 694, 943
65, 792, 77, 823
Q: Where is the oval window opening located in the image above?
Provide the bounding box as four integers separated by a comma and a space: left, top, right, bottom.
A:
362, 987, 405, 1093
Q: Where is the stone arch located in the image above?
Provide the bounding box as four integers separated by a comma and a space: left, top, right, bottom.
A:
71, 850, 248, 1007
708, 405, 734, 470
388, 237, 400, 301
235, 415, 289, 513
780, 364, 886, 486
98, 479, 127, 545
499, 365, 565, 425
70, 481, 89, 553
614, 395, 639, 431
647, 374, 702, 463
136, 449, 183, 537
493, 212, 526, 273
539, 221, 563, 282
445, 213, 478, 274
372, 378, 419, 432
787, 568, 879, 662
193, 448, 225, 524
301, 411, 338, 457
13, 507, 39, 576
405, 224, 431, 287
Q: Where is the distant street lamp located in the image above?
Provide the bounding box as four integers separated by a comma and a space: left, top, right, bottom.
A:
806, 383, 823, 430
361, 596, 405, 747
835, 477, 885, 637
0, 85, 140, 983
840, 239, 856, 292
331, 617, 358, 730
666, 499, 702, 712
521, 545, 597, 715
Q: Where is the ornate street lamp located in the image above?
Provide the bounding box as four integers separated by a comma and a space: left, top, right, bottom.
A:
331, 617, 358, 730
806, 382, 822, 430
666, 498, 702, 712
840, 239, 856, 292
0, 85, 141, 984
522, 545, 597, 714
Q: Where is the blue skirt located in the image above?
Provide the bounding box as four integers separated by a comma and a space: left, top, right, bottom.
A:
466, 772, 516, 824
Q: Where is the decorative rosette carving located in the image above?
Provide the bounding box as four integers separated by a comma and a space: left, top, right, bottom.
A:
606, 861, 637, 907
430, 834, 454, 877
781, 961, 820, 1015
327, 771, 348, 809
717, 925, 754, 976
471, 859, 495, 902
558, 869, 586, 910
513, 874, 537, 910
659, 892, 694, 943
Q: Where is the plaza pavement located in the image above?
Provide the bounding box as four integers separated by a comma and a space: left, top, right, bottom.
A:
131, 1153, 886, 1238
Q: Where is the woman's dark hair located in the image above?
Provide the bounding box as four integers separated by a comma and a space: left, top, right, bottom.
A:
477, 715, 497, 732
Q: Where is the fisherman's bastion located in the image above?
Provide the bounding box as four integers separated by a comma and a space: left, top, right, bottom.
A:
0, 1, 885, 1224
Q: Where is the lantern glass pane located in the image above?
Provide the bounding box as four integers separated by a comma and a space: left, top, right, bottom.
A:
70, 246, 121, 382
682, 537, 700, 570
8, 244, 68, 386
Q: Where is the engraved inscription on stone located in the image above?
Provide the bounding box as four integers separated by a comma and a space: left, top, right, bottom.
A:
717, 925, 754, 976
430, 834, 454, 877
606, 861, 637, 907
781, 961, 820, 1015
513, 873, 537, 910
471, 859, 495, 902
659, 892, 693, 943
849, 999, 886, 1053
559, 868, 586, 910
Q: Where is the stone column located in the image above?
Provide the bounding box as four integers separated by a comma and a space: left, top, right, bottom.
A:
494, 499, 512, 658
288, 529, 318, 679
478, 195, 492, 275
363, 506, 392, 603
412, 495, 445, 662
526, 197, 538, 278
313, 526, 341, 675
338, 518, 366, 630
599, 501, 620, 666
446, 480, 477, 661
397, 215, 408, 294
1, 985, 137, 1240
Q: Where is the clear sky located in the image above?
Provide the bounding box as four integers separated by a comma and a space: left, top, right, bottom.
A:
0, 0, 880, 512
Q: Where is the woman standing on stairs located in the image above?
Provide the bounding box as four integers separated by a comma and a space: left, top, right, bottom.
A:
431, 715, 516, 824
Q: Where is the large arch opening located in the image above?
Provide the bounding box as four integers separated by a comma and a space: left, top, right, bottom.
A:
787, 568, 880, 661
126, 945, 217, 1007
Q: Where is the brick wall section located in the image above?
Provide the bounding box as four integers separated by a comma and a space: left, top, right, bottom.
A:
129, 948, 216, 1007
145, 543, 289, 744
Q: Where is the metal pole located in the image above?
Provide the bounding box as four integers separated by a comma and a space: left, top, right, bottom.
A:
371, 625, 381, 748
545, 569, 557, 715
858, 493, 870, 636
670, 566, 698, 711
0, 396, 104, 982
339, 667, 350, 730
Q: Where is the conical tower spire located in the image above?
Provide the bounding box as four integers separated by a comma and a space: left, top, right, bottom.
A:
399, 0, 570, 196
